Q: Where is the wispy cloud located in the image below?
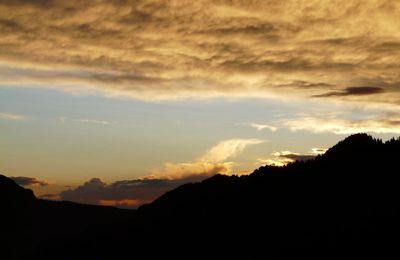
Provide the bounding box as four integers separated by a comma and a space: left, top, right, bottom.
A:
58, 117, 116, 125
199, 138, 265, 163
283, 115, 400, 135
0, 112, 27, 121
241, 123, 278, 132
73, 119, 116, 125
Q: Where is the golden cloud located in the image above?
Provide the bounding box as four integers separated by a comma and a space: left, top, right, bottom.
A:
153, 138, 265, 179
0, 1, 399, 104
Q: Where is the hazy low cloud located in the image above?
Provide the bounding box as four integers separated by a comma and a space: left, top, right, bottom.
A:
11, 176, 49, 187
0, 112, 27, 121
284, 115, 400, 135
0, 1, 399, 105
73, 119, 116, 125
58, 117, 116, 125
59, 137, 264, 208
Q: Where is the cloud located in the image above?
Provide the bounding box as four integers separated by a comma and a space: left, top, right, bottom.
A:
242, 123, 278, 131
39, 193, 61, 200
10, 176, 49, 187
152, 161, 231, 180
58, 137, 264, 208
58, 117, 116, 125
0, 1, 399, 105
312, 87, 384, 98
0, 112, 27, 121
274, 152, 316, 162
73, 119, 116, 125
59, 174, 216, 208
152, 138, 264, 179
199, 138, 265, 163
258, 148, 326, 166
311, 148, 328, 155
257, 158, 292, 167
283, 115, 400, 134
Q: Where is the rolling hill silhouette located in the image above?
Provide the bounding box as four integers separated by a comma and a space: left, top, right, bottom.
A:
2, 134, 400, 259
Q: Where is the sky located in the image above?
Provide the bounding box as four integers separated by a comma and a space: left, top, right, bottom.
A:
1, 0, 400, 208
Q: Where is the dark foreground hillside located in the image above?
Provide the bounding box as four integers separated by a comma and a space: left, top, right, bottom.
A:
0, 175, 135, 259
2, 134, 400, 259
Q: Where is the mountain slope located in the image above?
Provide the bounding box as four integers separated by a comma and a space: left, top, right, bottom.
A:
71, 133, 400, 258
0, 175, 135, 259
3, 134, 400, 259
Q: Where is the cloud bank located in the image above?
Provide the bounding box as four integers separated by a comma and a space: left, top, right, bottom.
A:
0, 1, 399, 105
59, 138, 264, 208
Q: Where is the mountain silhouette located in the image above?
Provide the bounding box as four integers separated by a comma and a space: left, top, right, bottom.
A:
0, 175, 135, 259
2, 134, 400, 259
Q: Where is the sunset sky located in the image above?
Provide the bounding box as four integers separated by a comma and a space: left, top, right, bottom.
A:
1, 0, 400, 208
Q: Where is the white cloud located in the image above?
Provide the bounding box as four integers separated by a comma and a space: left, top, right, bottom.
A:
247, 123, 278, 132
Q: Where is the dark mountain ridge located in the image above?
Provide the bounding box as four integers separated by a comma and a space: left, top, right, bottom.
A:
2, 134, 400, 259
0, 175, 135, 259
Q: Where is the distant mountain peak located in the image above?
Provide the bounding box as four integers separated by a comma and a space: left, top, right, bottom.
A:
338, 133, 375, 144
323, 133, 381, 158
